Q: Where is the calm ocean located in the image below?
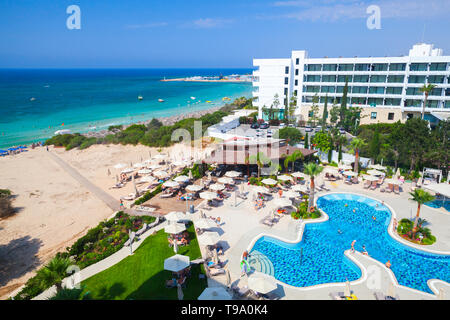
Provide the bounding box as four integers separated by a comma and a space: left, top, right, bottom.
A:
0, 68, 253, 149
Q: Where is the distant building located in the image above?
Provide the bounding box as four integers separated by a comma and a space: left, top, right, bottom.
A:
252, 44, 450, 125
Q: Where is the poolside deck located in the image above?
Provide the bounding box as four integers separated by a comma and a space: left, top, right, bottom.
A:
191, 179, 450, 300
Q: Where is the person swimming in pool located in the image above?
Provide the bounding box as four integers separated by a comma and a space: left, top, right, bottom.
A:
338, 229, 343, 234
372, 215, 377, 221
351, 240, 356, 253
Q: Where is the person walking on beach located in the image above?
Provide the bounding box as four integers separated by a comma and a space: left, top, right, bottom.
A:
120, 199, 124, 211
46, 145, 48, 151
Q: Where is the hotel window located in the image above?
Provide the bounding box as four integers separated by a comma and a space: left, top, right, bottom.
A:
430, 88, 442, 96
322, 64, 337, 71
321, 86, 335, 93
389, 63, 406, 71
307, 64, 322, 71
284, 77, 289, 85
306, 86, 320, 93
322, 75, 336, 82
294, 79, 298, 86
352, 97, 367, 105
296, 58, 299, 65
428, 75, 445, 83
387, 75, 404, 83
304, 96, 314, 103
406, 87, 421, 96
408, 75, 426, 84
352, 86, 368, 94
284, 88, 288, 96
355, 64, 370, 71
446, 88, 450, 97
294, 90, 298, 96
284, 98, 288, 106
426, 100, 439, 108
387, 113, 395, 120
385, 98, 401, 106
404, 99, 422, 107
368, 98, 383, 107
353, 75, 369, 83
370, 75, 386, 83
338, 64, 354, 71
371, 112, 377, 119
306, 75, 320, 82
285, 66, 289, 74
369, 87, 385, 94
410, 63, 428, 71
337, 75, 352, 82
386, 87, 402, 95
446, 101, 450, 108
429, 63, 447, 71
295, 69, 299, 76
372, 63, 388, 71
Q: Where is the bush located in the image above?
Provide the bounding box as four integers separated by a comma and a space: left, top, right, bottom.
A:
134, 184, 163, 205
0, 189, 15, 219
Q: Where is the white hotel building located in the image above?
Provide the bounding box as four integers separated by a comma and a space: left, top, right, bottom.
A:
252, 44, 450, 125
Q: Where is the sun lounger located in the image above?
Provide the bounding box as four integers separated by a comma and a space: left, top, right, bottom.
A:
344, 179, 352, 185
385, 184, 393, 193
261, 216, 275, 227
160, 192, 175, 198
261, 292, 281, 300
207, 267, 226, 276
394, 185, 400, 194
373, 292, 400, 300
135, 223, 148, 236
363, 181, 371, 189
111, 183, 125, 189
329, 291, 354, 300
121, 193, 137, 201
370, 181, 377, 190
135, 205, 156, 213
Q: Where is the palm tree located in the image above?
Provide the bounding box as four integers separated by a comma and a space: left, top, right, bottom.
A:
303, 162, 324, 211
37, 257, 72, 292
247, 152, 270, 178
419, 84, 436, 120
409, 189, 435, 238
349, 138, 367, 174
290, 150, 304, 172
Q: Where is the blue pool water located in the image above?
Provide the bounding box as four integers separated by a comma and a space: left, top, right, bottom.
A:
251, 193, 450, 293
425, 198, 450, 212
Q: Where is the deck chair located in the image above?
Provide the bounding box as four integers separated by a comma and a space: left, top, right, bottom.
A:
363, 181, 371, 189
385, 183, 393, 193
370, 181, 377, 190
394, 185, 400, 194
373, 292, 400, 300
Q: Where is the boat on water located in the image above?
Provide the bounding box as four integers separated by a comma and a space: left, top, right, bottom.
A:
54, 129, 72, 135
190, 96, 196, 100
222, 97, 231, 101
158, 99, 165, 102
206, 100, 212, 103
138, 95, 143, 100
30, 97, 36, 101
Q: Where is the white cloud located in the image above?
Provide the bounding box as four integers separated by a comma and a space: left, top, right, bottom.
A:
274, 0, 450, 22
190, 18, 234, 28
125, 22, 168, 29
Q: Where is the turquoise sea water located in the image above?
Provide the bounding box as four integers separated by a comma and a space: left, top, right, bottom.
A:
0, 69, 253, 148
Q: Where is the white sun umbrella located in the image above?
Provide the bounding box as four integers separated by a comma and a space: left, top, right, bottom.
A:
248, 272, 277, 294
138, 168, 152, 175
261, 178, 277, 186
283, 191, 300, 198
147, 164, 162, 170
164, 223, 186, 234
367, 169, 384, 176
166, 211, 187, 221
277, 175, 293, 182
323, 167, 340, 175
339, 164, 353, 170
153, 154, 166, 160
188, 170, 193, 180
218, 177, 234, 184
225, 170, 241, 178
253, 186, 270, 194
164, 254, 190, 272
344, 280, 351, 297
198, 287, 232, 300
121, 168, 134, 174
114, 163, 126, 169
186, 184, 203, 192
198, 231, 220, 246
194, 218, 217, 229
209, 183, 225, 191
369, 164, 386, 171
163, 180, 180, 188
174, 175, 190, 183
140, 176, 157, 183
154, 170, 169, 179
200, 191, 217, 200
395, 168, 401, 179
171, 160, 186, 167
291, 172, 307, 179
344, 171, 358, 177
273, 197, 293, 208
362, 175, 379, 181
133, 162, 144, 168
291, 184, 308, 192
385, 178, 401, 185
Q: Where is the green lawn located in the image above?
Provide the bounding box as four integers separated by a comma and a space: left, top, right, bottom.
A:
81, 224, 207, 300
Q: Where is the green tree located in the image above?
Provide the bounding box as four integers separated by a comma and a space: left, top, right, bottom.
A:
368, 126, 381, 163
309, 94, 320, 127
304, 133, 309, 149
425, 120, 450, 175
303, 163, 324, 211
409, 189, 435, 238
287, 92, 297, 125
36, 257, 72, 292
349, 138, 367, 174
339, 78, 349, 126
276, 127, 303, 146
312, 131, 331, 154
329, 99, 339, 127
403, 118, 430, 171
247, 152, 271, 178
419, 84, 436, 120
322, 94, 328, 126
283, 149, 304, 173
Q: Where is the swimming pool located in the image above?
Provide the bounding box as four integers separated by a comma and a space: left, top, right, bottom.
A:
250, 193, 450, 294
425, 198, 450, 212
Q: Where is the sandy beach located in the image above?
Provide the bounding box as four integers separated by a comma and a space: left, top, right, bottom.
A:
0, 139, 212, 299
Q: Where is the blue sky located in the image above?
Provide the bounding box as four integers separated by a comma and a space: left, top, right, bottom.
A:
1, 0, 449, 68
